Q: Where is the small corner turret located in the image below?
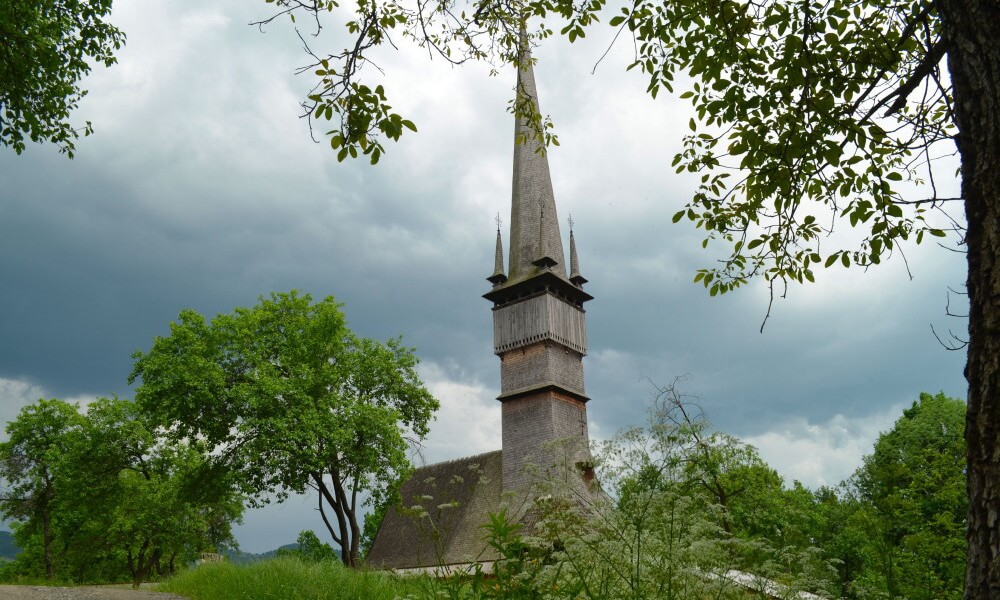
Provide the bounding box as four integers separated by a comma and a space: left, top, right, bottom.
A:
488, 216, 508, 286
568, 217, 587, 287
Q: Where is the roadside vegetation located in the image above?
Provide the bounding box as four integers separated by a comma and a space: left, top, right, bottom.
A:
158, 556, 416, 600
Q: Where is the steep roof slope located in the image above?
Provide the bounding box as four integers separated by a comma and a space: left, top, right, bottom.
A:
365, 450, 503, 569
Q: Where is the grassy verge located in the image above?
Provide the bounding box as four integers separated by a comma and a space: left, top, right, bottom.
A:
158, 556, 420, 600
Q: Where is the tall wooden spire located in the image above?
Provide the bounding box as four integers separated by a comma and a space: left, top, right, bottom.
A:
507, 28, 566, 284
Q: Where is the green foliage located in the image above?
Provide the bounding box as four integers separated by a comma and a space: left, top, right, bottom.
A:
0, 399, 86, 579
277, 530, 340, 562
591, 386, 837, 599
476, 509, 546, 600
254, 0, 419, 165
0, 397, 243, 586
846, 392, 967, 600
159, 555, 416, 600
71, 397, 243, 587
0, 0, 124, 156
635, 0, 953, 294
130, 290, 439, 566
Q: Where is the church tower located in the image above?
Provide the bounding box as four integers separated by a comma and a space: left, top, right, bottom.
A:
365, 32, 597, 571
485, 32, 594, 496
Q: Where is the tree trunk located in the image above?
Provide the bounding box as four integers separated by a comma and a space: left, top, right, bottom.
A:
936, 2, 1000, 599
330, 472, 356, 567
42, 511, 53, 580
313, 471, 353, 567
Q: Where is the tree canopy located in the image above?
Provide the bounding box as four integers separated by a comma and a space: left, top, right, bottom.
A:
0, 0, 124, 157
0, 397, 242, 586
129, 290, 439, 567
849, 392, 967, 600
0, 398, 85, 579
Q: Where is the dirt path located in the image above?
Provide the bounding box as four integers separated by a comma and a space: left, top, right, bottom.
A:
0, 586, 188, 600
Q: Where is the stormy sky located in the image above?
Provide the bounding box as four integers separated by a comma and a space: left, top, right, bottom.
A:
0, 0, 968, 552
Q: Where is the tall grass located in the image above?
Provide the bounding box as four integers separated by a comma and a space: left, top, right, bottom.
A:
158, 556, 418, 600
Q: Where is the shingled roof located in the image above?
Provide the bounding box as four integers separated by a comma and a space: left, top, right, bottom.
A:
365, 450, 504, 570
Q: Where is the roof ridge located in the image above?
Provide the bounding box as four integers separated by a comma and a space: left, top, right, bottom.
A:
414, 449, 501, 470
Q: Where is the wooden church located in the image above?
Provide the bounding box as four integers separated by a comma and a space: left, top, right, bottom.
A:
365, 33, 597, 572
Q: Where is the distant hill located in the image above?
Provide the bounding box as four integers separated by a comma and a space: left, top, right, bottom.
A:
223, 543, 299, 564
223, 539, 343, 564
0, 531, 339, 565
0, 531, 19, 560
0, 531, 348, 565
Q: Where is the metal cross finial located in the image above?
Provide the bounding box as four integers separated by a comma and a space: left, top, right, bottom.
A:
495, 213, 503, 231
567, 214, 575, 232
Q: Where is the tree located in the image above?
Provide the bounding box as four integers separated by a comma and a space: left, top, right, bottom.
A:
255, 1, 998, 596
0, 398, 85, 579
68, 396, 244, 587
849, 392, 967, 600
642, 385, 833, 589
498, 384, 837, 600
807, 487, 869, 598
0, 397, 241, 585
129, 290, 439, 567
0, 0, 124, 157
277, 530, 340, 562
